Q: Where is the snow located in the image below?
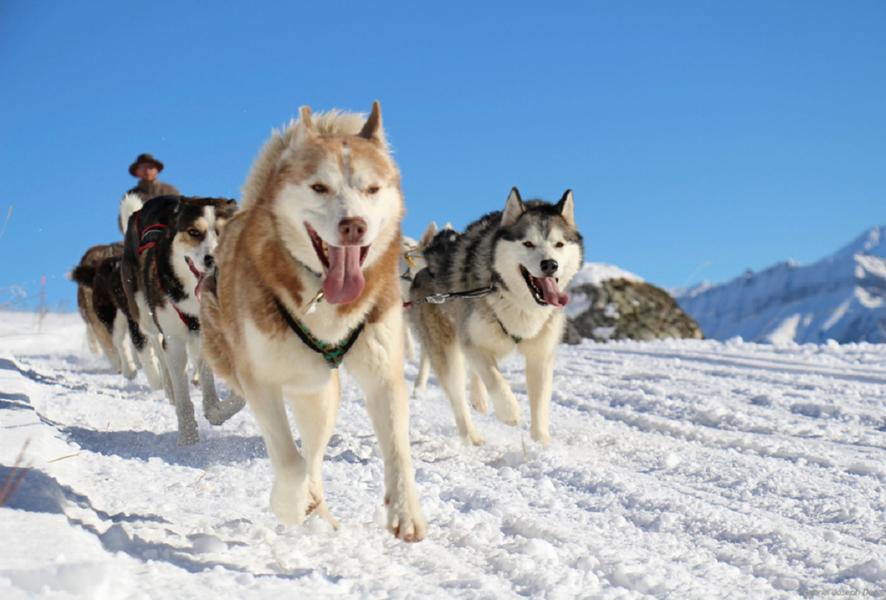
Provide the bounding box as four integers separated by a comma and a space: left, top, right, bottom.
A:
678, 225, 886, 344
566, 263, 643, 318
1, 311, 885, 598
570, 263, 643, 288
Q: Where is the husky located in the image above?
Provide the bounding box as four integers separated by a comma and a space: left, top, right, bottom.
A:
400, 223, 438, 392
121, 194, 244, 444
72, 249, 166, 388
71, 243, 136, 375
199, 102, 426, 541
409, 187, 583, 445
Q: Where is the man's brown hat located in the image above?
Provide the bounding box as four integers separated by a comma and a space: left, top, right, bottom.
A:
128, 153, 164, 177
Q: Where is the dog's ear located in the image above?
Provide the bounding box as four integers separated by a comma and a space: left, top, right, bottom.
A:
419, 222, 438, 248
291, 105, 315, 148
501, 187, 525, 227
359, 101, 385, 145
556, 189, 575, 227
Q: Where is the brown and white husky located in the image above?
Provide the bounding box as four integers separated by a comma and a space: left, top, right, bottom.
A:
199, 102, 426, 541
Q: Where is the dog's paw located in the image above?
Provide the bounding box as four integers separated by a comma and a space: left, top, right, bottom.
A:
177, 426, 199, 446
385, 494, 426, 542
470, 382, 489, 414
462, 430, 485, 446
491, 392, 521, 426
531, 427, 551, 447
270, 473, 311, 526
205, 396, 246, 426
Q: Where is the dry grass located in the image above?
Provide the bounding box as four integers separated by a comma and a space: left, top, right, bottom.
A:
0, 439, 31, 506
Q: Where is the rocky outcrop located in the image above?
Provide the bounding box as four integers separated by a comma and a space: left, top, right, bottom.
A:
567, 278, 703, 342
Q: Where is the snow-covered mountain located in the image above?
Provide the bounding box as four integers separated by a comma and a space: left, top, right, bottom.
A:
678, 226, 886, 344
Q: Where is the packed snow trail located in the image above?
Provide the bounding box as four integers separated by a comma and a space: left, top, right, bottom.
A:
1, 312, 884, 599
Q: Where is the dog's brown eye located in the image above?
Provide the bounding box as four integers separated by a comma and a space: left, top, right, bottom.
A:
311, 183, 329, 194
188, 228, 202, 238
366, 185, 380, 195
523, 241, 535, 248
555, 241, 564, 248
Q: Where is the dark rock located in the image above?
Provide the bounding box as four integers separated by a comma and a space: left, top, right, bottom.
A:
568, 278, 703, 343
562, 318, 583, 345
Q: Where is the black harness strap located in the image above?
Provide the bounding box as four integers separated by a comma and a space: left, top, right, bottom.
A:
495, 316, 523, 344
403, 284, 496, 309
274, 297, 364, 369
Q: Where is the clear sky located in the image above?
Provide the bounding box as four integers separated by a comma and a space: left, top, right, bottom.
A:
1, 1, 884, 311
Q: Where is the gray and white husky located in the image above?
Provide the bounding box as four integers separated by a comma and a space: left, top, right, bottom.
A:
409, 187, 583, 445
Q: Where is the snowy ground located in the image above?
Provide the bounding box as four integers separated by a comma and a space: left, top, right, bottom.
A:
1, 311, 884, 599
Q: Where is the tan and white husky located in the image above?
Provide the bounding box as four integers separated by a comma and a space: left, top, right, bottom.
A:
199, 102, 426, 541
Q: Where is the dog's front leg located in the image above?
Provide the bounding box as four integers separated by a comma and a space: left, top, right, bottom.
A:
520, 313, 564, 445
242, 379, 310, 525
524, 350, 555, 446
346, 313, 426, 542
162, 335, 199, 445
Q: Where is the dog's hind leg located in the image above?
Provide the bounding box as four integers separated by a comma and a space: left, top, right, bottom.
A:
428, 341, 484, 445
113, 312, 137, 380
414, 304, 482, 444
464, 344, 521, 427
404, 324, 417, 362
129, 319, 165, 390
287, 375, 341, 529
413, 350, 430, 395
95, 320, 122, 373
469, 371, 488, 414
243, 379, 310, 526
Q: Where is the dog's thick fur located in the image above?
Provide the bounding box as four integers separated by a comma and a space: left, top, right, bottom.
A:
121, 195, 243, 444
410, 188, 583, 445
199, 102, 426, 541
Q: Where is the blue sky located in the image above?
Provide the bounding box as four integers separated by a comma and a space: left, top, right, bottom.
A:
1, 1, 884, 310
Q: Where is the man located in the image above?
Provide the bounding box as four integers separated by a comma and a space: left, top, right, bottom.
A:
118, 153, 180, 233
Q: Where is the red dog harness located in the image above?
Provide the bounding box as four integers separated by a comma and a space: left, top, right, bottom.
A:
133, 212, 199, 331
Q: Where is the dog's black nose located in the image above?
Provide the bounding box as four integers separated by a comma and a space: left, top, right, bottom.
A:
540, 259, 558, 276
204, 255, 215, 269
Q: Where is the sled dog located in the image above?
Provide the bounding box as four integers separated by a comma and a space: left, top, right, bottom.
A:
72, 243, 137, 375
199, 102, 426, 541
72, 248, 165, 388
400, 223, 438, 392
409, 188, 583, 445
121, 195, 244, 444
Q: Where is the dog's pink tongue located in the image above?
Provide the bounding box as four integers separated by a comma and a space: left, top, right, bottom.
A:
323, 245, 365, 304
536, 277, 569, 307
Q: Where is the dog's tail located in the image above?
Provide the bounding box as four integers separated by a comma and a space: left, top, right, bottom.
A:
70, 264, 97, 287
118, 193, 143, 235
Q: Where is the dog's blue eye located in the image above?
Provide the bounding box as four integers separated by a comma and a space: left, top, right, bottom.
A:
188, 229, 202, 238
523, 241, 535, 248
311, 183, 329, 194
